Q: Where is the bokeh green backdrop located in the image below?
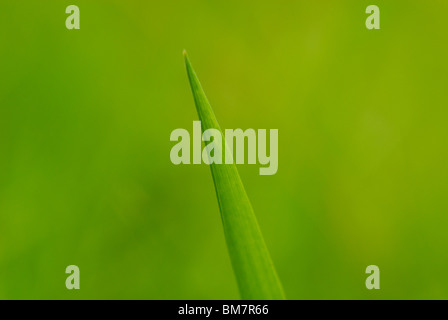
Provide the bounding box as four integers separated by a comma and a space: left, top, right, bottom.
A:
0, 0, 447, 299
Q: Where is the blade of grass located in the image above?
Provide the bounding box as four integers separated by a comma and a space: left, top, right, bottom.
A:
183, 51, 285, 300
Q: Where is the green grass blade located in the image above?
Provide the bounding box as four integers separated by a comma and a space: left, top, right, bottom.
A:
183, 51, 285, 300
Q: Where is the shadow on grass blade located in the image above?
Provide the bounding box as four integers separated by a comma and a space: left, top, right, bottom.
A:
183, 51, 285, 300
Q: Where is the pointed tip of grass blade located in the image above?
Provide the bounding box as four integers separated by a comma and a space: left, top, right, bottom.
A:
183, 52, 220, 132
183, 51, 195, 80
183, 50, 192, 76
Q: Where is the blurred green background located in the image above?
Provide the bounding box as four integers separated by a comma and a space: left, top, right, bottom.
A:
0, 0, 447, 299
